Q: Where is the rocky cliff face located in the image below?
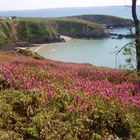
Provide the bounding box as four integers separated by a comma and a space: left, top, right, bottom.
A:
55, 18, 108, 38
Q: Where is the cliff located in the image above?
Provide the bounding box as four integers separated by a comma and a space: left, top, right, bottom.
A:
0, 20, 17, 49
0, 17, 107, 50
52, 17, 107, 38
0, 15, 132, 50
0, 18, 61, 50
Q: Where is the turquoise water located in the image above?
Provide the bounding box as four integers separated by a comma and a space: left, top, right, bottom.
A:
37, 36, 135, 68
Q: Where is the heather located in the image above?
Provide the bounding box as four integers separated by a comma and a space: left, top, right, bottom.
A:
0, 51, 140, 139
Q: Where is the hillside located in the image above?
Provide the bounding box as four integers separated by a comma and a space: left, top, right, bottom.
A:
72, 15, 133, 28
0, 18, 60, 50
0, 14, 133, 50
0, 17, 107, 50
0, 50, 140, 139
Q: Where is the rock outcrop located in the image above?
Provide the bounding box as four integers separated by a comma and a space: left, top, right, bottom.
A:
54, 18, 108, 38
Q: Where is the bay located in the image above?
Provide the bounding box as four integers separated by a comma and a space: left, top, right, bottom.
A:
37, 28, 136, 68
0, 6, 137, 68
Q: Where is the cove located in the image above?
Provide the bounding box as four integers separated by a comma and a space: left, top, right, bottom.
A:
36, 28, 136, 69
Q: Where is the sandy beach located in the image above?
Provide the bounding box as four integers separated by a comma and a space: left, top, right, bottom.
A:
29, 44, 47, 52
30, 35, 72, 53
60, 35, 72, 42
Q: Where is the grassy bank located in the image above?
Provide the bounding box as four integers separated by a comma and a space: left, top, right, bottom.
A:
0, 51, 140, 139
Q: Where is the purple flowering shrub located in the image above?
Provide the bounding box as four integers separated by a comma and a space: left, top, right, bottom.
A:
0, 51, 140, 139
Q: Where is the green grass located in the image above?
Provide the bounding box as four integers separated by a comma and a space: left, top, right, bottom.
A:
17, 17, 104, 28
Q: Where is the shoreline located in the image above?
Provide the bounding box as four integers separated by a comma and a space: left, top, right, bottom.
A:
30, 44, 47, 52
30, 35, 72, 53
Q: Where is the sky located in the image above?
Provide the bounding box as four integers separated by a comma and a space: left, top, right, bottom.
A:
0, 0, 139, 11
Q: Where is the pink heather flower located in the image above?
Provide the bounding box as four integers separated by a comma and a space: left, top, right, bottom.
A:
3, 70, 11, 79
47, 91, 56, 98
76, 96, 80, 102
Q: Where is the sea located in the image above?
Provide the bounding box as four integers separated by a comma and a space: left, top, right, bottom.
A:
0, 6, 140, 19
0, 6, 138, 68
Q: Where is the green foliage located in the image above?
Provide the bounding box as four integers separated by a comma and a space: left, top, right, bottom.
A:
0, 88, 139, 139
0, 89, 41, 139
121, 44, 136, 70
0, 130, 23, 140
123, 47, 133, 55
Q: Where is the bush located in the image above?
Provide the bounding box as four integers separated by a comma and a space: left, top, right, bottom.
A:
0, 89, 139, 139
0, 52, 140, 139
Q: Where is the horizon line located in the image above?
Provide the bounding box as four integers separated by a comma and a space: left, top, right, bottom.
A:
0, 5, 137, 12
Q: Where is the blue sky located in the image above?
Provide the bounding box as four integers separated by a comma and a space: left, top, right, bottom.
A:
0, 0, 137, 11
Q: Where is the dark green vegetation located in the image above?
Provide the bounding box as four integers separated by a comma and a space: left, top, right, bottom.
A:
0, 15, 133, 50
